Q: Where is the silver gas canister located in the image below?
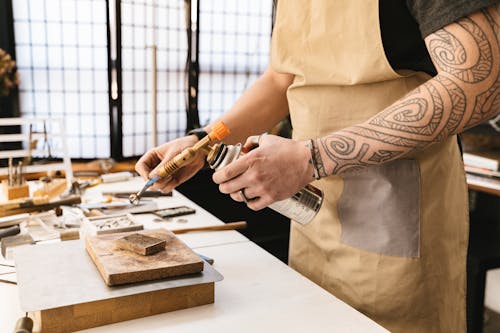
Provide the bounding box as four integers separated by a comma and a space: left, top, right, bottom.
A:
207, 143, 323, 225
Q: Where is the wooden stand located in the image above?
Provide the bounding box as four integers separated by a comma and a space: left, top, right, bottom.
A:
1, 180, 29, 200
15, 237, 222, 333
34, 283, 215, 333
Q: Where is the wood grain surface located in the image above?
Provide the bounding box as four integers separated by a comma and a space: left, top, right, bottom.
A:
35, 283, 215, 333
85, 229, 204, 286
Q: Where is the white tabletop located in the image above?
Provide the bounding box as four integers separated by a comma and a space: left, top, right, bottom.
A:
0, 178, 388, 332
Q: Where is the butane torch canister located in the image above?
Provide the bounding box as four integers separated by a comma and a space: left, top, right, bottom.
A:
206, 143, 324, 225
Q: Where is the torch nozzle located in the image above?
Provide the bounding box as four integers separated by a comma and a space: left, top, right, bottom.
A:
129, 176, 160, 205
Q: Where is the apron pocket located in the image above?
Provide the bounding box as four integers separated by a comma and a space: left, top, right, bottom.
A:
338, 159, 420, 257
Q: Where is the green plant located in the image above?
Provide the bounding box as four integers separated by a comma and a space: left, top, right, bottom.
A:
0, 48, 19, 97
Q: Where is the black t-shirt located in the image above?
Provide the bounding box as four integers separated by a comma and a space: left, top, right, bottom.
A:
380, 0, 498, 76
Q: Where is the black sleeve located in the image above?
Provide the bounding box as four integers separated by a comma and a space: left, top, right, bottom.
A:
406, 0, 499, 37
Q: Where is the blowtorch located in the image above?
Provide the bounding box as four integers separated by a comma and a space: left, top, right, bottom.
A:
129, 121, 230, 205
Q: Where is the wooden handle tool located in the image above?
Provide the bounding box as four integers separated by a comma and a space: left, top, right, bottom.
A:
172, 221, 247, 234
0, 195, 82, 217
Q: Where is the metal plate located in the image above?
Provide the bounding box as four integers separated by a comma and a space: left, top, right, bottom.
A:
14, 240, 223, 312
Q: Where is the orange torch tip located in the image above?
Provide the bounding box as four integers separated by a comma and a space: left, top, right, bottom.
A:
208, 121, 230, 141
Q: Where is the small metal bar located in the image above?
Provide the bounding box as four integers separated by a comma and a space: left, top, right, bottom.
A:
108, 0, 124, 160
185, 0, 201, 131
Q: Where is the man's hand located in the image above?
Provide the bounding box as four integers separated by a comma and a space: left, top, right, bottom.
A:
135, 135, 205, 193
212, 134, 315, 210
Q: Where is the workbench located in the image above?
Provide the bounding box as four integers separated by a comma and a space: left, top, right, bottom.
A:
0, 177, 388, 332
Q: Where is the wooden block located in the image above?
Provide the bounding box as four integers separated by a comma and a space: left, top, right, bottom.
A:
33, 178, 67, 199
59, 229, 80, 241
34, 282, 214, 333
85, 229, 204, 286
2, 180, 30, 200
115, 233, 166, 256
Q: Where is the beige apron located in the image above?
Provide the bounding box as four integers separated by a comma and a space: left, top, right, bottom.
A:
270, 1, 469, 332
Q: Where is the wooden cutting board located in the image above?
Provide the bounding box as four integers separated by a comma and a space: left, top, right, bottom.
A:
85, 228, 204, 286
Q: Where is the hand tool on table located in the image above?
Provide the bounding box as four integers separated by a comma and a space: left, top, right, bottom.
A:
0, 196, 49, 211
0, 225, 21, 240
103, 190, 172, 198
171, 221, 247, 234
0, 195, 81, 217
129, 121, 230, 205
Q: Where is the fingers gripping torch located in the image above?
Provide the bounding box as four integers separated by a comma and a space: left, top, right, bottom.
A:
129, 121, 230, 205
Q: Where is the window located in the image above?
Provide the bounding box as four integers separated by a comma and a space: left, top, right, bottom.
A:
13, 0, 109, 158
11, 0, 273, 159
198, 0, 272, 126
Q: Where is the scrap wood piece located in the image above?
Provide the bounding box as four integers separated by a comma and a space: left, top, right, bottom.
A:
115, 233, 166, 256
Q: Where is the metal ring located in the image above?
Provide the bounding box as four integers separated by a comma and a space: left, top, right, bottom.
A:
240, 189, 249, 203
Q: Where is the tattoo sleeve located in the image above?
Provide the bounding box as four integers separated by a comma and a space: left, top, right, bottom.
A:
314, 4, 500, 177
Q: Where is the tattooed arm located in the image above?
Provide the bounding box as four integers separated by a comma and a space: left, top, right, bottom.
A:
312, 4, 500, 177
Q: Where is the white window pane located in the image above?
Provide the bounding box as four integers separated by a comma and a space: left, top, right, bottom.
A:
48, 70, 64, 91
95, 115, 110, 135
35, 92, 49, 112
77, 25, 93, 46
47, 46, 63, 68
92, 47, 107, 68
13, 0, 29, 20
62, 23, 76, 45
65, 117, 80, 135
137, 113, 148, 132
123, 135, 133, 157
134, 134, 147, 155
92, 28, 107, 47
93, 71, 108, 92
62, 47, 78, 68
14, 22, 31, 44
30, 46, 47, 68
32, 69, 48, 88
45, 0, 62, 22
94, 93, 108, 112
46, 22, 62, 45
64, 93, 79, 113
80, 93, 94, 114
76, 1, 93, 21
28, 0, 45, 21
60, 1, 76, 22
19, 92, 34, 112
78, 47, 93, 69
63, 70, 78, 88
30, 22, 46, 45
92, 1, 106, 24
49, 92, 65, 112
66, 137, 81, 156
15, 47, 31, 70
